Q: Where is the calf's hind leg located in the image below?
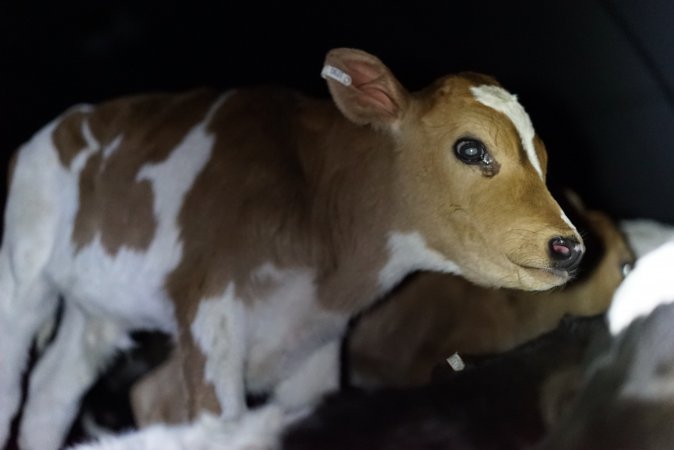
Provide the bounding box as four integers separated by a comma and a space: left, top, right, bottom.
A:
0, 259, 58, 448
19, 303, 127, 450
0, 130, 65, 448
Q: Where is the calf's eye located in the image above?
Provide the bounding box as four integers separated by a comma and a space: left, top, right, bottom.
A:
454, 139, 487, 164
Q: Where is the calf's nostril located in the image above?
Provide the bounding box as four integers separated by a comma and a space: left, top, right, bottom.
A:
551, 241, 571, 256
548, 236, 584, 271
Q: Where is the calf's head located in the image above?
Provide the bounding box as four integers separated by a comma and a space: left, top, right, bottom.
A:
323, 48, 584, 290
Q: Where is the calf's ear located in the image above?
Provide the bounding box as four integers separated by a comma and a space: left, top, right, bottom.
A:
322, 48, 409, 129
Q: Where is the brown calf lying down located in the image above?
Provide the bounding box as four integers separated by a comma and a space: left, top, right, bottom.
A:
283, 314, 609, 450
0, 47, 584, 449
349, 195, 634, 387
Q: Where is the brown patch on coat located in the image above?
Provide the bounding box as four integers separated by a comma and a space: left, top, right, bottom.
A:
166, 88, 397, 322
180, 335, 223, 416
131, 339, 221, 426
70, 89, 219, 255
53, 109, 90, 168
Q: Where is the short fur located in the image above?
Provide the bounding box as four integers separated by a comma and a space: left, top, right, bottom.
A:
0, 48, 581, 449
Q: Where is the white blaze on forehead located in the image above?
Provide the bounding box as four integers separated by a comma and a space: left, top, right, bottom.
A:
470, 85, 543, 179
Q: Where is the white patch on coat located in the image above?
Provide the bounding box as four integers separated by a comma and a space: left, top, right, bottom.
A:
608, 240, 674, 335
69, 406, 283, 450
189, 263, 344, 415
70, 107, 100, 174
47, 95, 234, 333
244, 264, 344, 394
101, 135, 123, 161
470, 85, 542, 179
2, 120, 70, 286
191, 285, 247, 417
378, 231, 461, 293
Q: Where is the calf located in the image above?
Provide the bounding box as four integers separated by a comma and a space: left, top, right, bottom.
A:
620, 218, 674, 258
348, 194, 634, 387
537, 240, 674, 450
0, 47, 582, 449
282, 315, 609, 450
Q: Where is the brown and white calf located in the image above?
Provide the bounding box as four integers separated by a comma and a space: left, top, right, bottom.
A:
0, 48, 583, 449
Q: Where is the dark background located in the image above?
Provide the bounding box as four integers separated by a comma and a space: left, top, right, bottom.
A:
1, 1, 673, 223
